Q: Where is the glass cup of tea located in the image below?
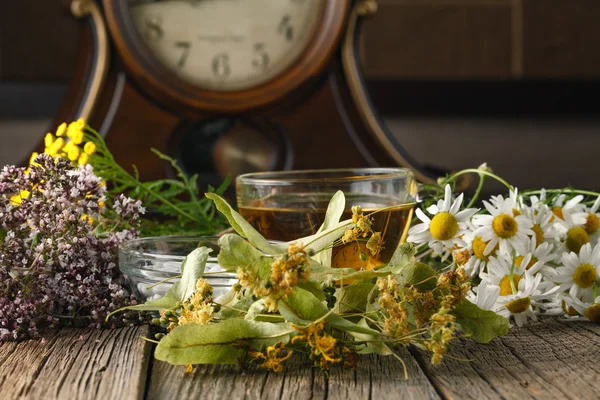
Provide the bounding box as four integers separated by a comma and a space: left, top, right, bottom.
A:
235, 168, 417, 270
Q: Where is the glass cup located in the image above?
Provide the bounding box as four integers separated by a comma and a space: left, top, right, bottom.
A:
236, 168, 417, 269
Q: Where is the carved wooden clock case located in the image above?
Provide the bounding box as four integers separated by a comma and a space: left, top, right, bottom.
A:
48, 0, 445, 195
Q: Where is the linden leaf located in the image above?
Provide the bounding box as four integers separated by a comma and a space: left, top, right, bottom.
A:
312, 191, 345, 267
205, 193, 282, 255
218, 234, 272, 281
155, 320, 292, 365
334, 283, 376, 314
278, 288, 379, 335
349, 319, 391, 355
174, 247, 212, 302
217, 234, 265, 271
398, 261, 437, 291
452, 299, 510, 343
384, 242, 417, 274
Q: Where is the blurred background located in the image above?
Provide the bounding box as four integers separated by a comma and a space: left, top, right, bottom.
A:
1, 0, 600, 191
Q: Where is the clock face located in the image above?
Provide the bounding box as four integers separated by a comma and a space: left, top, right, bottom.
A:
128, 0, 322, 91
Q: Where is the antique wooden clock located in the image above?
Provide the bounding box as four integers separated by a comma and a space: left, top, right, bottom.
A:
50, 0, 444, 191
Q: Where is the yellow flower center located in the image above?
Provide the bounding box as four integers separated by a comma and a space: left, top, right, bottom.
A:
561, 300, 580, 316
472, 236, 498, 261
512, 208, 521, 216
505, 297, 531, 314
584, 213, 600, 235
532, 224, 544, 247
429, 212, 458, 241
492, 214, 518, 239
515, 255, 538, 270
584, 304, 600, 324
565, 227, 590, 254
552, 206, 564, 221
573, 263, 597, 288
499, 274, 522, 296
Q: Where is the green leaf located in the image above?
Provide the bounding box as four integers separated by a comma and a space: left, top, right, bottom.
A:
245, 299, 266, 321
217, 234, 267, 272
334, 283, 375, 314
385, 243, 417, 274
278, 288, 379, 335
278, 287, 328, 323
452, 299, 510, 343
174, 247, 212, 301
398, 261, 437, 291
155, 320, 292, 365
206, 193, 281, 255
313, 191, 345, 267
349, 319, 390, 355
297, 280, 326, 301
216, 294, 256, 319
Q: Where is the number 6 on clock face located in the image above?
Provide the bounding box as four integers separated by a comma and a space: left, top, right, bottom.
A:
128, 0, 322, 91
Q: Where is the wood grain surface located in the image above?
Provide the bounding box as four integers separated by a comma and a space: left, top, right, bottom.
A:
0, 319, 599, 399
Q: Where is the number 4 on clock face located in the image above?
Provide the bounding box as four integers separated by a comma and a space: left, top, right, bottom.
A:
128, 0, 322, 91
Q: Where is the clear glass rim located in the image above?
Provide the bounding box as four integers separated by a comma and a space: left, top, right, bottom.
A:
236, 168, 414, 186
119, 235, 220, 259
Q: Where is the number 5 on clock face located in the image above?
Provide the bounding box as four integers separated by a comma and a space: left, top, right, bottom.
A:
129, 0, 322, 91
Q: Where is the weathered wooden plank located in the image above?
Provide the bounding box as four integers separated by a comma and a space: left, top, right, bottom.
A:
412, 318, 600, 400
146, 349, 440, 400
326, 351, 440, 400
0, 326, 152, 400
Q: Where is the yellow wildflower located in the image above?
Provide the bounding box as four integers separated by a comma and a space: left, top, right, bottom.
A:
10, 190, 30, 205
68, 146, 80, 162
84, 141, 96, 155
56, 122, 67, 137
248, 342, 293, 373
44, 133, 55, 148
81, 214, 94, 225
291, 322, 351, 370
78, 153, 89, 165
76, 118, 86, 129
71, 130, 84, 145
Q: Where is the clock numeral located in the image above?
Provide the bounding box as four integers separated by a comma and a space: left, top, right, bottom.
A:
175, 41, 191, 69
252, 43, 269, 70
277, 15, 293, 42
143, 17, 163, 40
212, 53, 231, 79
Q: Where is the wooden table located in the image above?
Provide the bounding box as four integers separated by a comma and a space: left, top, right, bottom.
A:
1, 318, 599, 400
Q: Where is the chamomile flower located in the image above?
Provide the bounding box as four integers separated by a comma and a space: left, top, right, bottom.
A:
467, 280, 499, 311
519, 202, 561, 247
463, 230, 500, 276
515, 237, 557, 276
490, 187, 524, 216
494, 272, 553, 327
582, 196, 600, 244
480, 254, 539, 296
407, 185, 478, 257
553, 208, 590, 254
471, 195, 534, 257
552, 242, 600, 298
551, 194, 586, 221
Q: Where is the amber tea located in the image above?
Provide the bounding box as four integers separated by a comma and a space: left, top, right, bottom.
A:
238, 193, 414, 269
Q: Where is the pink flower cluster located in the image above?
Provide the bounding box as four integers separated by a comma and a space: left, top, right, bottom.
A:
0, 154, 146, 340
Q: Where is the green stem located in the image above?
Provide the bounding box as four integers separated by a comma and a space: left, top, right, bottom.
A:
445, 169, 513, 191
86, 128, 203, 223
522, 188, 600, 198
466, 173, 487, 208
509, 251, 517, 295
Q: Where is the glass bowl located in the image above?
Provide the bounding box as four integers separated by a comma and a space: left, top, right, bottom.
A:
119, 236, 237, 303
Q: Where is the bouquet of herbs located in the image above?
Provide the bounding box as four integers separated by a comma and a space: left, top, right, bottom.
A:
0, 120, 228, 341
112, 164, 600, 376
